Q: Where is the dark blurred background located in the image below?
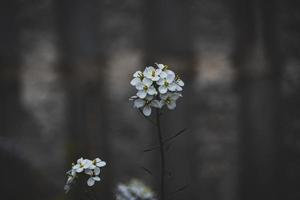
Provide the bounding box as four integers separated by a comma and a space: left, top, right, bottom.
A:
1, 0, 300, 200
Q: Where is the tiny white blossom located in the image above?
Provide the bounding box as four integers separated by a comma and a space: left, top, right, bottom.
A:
143, 66, 162, 81
160, 93, 182, 110
130, 70, 144, 86
87, 176, 101, 186
133, 95, 161, 116
135, 78, 157, 98
72, 158, 93, 173
93, 158, 106, 168
175, 75, 184, 91
157, 78, 177, 94
156, 63, 175, 80
115, 179, 157, 200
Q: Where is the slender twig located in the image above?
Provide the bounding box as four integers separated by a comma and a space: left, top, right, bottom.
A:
143, 146, 160, 152
143, 128, 187, 152
163, 128, 187, 144
139, 165, 153, 176
167, 184, 189, 199
156, 108, 165, 200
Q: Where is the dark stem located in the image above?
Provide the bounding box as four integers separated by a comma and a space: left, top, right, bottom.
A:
156, 108, 165, 200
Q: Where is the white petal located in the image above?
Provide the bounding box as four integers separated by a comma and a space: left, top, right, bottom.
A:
166, 73, 175, 83
156, 68, 162, 74
94, 167, 101, 175
64, 185, 71, 193
177, 79, 184, 86
129, 95, 138, 101
145, 95, 154, 101
167, 69, 175, 77
147, 86, 157, 95
160, 71, 167, 78
171, 93, 182, 100
151, 100, 162, 108
85, 169, 93, 175
168, 83, 177, 91
176, 85, 182, 91
84, 160, 93, 169
97, 161, 106, 167
133, 70, 142, 78
135, 82, 144, 90
160, 93, 168, 100
152, 75, 160, 81
159, 100, 165, 107
134, 99, 146, 108
158, 86, 168, 94
93, 176, 100, 181
76, 168, 83, 173
143, 78, 153, 87
157, 78, 164, 85
77, 157, 83, 164
87, 177, 95, 186
137, 90, 147, 99
156, 63, 165, 69
167, 101, 176, 110
72, 164, 80, 170
130, 77, 140, 86
143, 105, 152, 116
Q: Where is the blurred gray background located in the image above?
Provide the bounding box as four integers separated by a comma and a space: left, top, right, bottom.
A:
1, 0, 300, 200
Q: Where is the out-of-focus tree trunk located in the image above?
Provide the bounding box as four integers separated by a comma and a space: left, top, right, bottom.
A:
143, 1, 197, 199
233, 0, 283, 200
55, 0, 112, 199
0, 0, 21, 136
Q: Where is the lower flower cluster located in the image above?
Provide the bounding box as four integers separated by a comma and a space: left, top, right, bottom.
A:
130, 63, 184, 116
64, 157, 106, 193
115, 179, 156, 200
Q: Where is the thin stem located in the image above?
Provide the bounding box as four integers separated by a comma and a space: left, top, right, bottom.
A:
156, 108, 165, 200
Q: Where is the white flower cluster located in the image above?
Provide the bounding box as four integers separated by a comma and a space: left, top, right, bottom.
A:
115, 179, 156, 200
130, 63, 184, 116
64, 157, 106, 193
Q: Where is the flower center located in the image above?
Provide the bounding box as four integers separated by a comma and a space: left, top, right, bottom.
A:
143, 86, 148, 91
164, 81, 169, 87
151, 71, 155, 77
138, 73, 144, 80
165, 97, 171, 104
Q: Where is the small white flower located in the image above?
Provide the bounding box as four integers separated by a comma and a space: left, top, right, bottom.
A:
115, 179, 156, 200
72, 158, 92, 173
143, 66, 162, 81
64, 169, 76, 193
160, 93, 182, 110
130, 70, 144, 86
175, 75, 184, 91
156, 63, 175, 80
87, 176, 101, 186
135, 78, 157, 98
93, 158, 106, 168
157, 78, 177, 94
133, 95, 161, 116
64, 184, 71, 193
65, 157, 106, 191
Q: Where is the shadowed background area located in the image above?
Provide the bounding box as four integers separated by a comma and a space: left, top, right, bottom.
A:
1, 0, 300, 200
